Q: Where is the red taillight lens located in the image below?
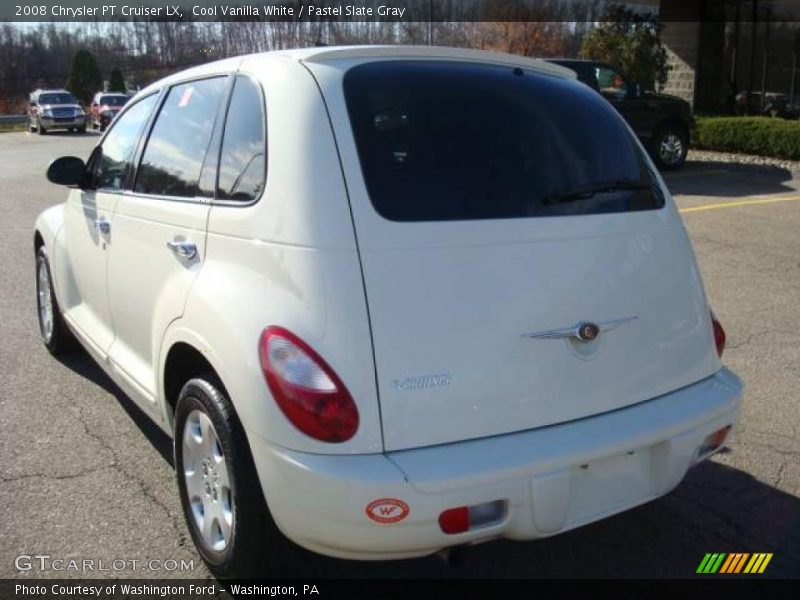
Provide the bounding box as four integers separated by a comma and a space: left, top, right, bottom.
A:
258, 327, 358, 443
439, 507, 470, 534
711, 311, 726, 357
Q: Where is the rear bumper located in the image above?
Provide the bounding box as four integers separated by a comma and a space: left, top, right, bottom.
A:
248, 368, 742, 560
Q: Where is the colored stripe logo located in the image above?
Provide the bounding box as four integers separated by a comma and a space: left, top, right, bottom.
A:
697, 553, 773, 574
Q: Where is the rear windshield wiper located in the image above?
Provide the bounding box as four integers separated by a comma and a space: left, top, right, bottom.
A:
541, 179, 654, 206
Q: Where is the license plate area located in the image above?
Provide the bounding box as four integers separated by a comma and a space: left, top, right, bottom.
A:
567, 447, 652, 523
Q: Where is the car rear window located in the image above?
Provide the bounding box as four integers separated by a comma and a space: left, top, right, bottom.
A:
343, 61, 663, 222
100, 95, 128, 107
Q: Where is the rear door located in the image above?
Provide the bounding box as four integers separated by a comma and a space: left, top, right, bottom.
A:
105, 76, 230, 413
314, 59, 721, 451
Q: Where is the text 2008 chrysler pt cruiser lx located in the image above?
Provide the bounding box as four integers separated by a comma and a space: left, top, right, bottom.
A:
35, 46, 742, 577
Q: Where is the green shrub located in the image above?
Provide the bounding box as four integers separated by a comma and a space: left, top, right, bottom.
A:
693, 116, 800, 161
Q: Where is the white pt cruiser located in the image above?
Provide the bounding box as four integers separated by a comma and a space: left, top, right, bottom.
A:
34, 46, 742, 577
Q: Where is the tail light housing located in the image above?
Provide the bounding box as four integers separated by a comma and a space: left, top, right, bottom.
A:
710, 311, 726, 357
259, 327, 359, 443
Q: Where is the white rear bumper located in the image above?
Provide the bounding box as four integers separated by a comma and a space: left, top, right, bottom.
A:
248, 368, 742, 560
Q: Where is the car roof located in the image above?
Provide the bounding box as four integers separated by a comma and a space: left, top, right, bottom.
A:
136, 45, 576, 98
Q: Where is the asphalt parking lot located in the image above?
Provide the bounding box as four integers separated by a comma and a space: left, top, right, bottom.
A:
1, 131, 798, 579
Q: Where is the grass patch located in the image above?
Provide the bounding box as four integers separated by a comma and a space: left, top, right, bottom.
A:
694, 116, 800, 161
0, 121, 28, 133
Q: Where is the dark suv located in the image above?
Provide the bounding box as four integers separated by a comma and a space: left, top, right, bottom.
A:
546, 60, 693, 170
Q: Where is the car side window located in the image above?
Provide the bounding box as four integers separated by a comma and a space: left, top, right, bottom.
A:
596, 67, 627, 100
93, 94, 158, 191
216, 76, 266, 203
135, 77, 228, 198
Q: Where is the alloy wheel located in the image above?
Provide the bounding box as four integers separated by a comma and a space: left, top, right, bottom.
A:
37, 260, 54, 343
182, 409, 233, 552
659, 133, 684, 166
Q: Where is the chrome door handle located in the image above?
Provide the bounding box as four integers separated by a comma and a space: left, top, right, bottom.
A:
93, 218, 111, 234
166, 240, 197, 260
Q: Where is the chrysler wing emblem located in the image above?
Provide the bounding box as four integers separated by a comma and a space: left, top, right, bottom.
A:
522, 316, 638, 343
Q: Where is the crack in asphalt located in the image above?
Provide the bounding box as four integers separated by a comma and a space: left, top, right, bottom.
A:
69, 393, 192, 550
1, 389, 191, 551
726, 329, 786, 350
775, 462, 788, 489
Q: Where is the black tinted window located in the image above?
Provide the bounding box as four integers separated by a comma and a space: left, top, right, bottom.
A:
344, 61, 662, 221
135, 77, 227, 198
99, 95, 128, 107
94, 94, 158, 191
217, 76, 266, 202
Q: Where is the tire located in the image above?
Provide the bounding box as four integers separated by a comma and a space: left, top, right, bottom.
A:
35, 247, 76, 355
37, 121, 46, 135
651, 124, 688, 170
78, 124, 86, 133
174, 375, 293, 578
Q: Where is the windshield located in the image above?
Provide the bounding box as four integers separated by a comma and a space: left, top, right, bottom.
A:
343, 61, 663, 221
38, 93, 78, 105
100, 95, 129, 107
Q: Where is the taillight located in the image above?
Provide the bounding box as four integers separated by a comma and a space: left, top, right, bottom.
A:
710, 311, 726, 357
258, 327, 358, 443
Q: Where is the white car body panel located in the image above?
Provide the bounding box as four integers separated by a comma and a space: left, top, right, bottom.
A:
34, 45, 742, 561
60, 188, 119, 353
307, 57, 720, 451
106, 194, 210, 416
250, 368, 741, 560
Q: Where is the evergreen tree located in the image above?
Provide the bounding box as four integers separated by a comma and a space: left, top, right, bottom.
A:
65, 49, 102, 104
108, 68, 126, 93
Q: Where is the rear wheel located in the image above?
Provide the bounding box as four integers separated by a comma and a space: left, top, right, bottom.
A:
174, 375, 293, 578
651, 124, 688, 170
36, 247, 76, 355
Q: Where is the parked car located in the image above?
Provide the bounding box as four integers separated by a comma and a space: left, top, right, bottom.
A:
28, 89, 87, 135
545, 59, 694, 170
89, 92, 130, 131
735, 91, 800, 119
34, 46, 741, 578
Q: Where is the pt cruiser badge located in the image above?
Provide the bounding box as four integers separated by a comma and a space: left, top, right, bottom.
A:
522, 316, 638, 343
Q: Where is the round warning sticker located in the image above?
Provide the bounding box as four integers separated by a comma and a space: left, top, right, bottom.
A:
365, 498, 410, 524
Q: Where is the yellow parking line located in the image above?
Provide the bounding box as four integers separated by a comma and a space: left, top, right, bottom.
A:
679, 194, 800, 213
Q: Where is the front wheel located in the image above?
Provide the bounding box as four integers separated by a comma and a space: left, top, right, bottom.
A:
37, 121, 47, 135
35, 247, 76, 355
651, 125, 688, 170
174, 376, 294, 578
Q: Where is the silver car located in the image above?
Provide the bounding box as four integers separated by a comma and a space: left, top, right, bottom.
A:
28, 89, 87, 134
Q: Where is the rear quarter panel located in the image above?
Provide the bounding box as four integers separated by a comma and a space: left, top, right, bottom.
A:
168, 56, 382, 454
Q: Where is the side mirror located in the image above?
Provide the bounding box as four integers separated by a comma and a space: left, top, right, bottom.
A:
47, 156, 86, 187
